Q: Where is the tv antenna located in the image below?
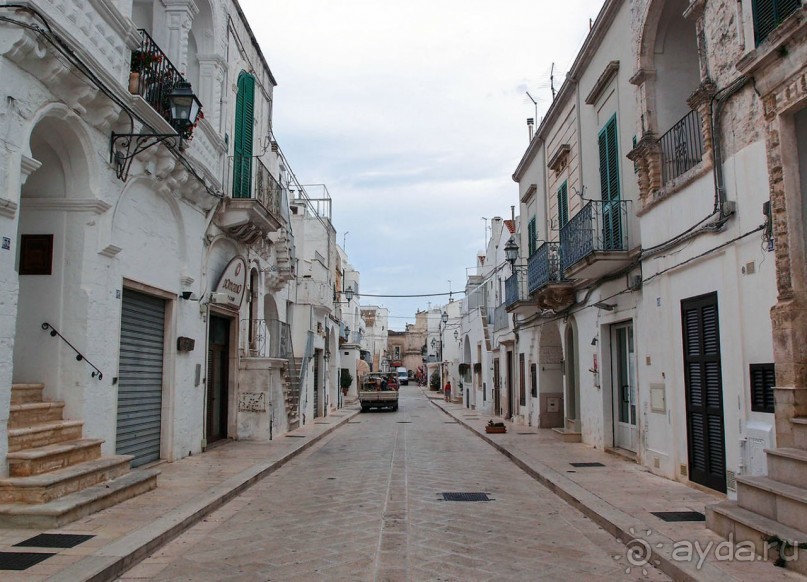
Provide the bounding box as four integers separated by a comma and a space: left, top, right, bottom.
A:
550, 63, 556, 101
525, 91, 538, 125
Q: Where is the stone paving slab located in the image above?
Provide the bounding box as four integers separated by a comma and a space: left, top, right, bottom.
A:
429, 397, 805, 581
0, 406, 359, 582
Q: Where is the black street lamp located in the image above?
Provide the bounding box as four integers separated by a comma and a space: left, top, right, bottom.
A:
504, 236, 519, 266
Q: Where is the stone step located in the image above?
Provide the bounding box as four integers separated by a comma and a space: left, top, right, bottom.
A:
0, 455, 133, 504
11, 384, 45, 405
7, 439, 104, 477
9, 401, 66, 428
792, 417, 807, 450
0, 468, 159, 529
707, 501, 807, 575
8, 420, 85, 453
766, 447, 807, 489
551, 428, 582, 443
737, 475, 807, 532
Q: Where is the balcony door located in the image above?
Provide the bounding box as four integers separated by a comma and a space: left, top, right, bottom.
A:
599, 115, 622, 251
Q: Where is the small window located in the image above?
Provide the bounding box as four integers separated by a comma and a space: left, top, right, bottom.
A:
19, 234, 53, 275
752, 0, 801, 45
530, 363, 537, 397
750, 363, 776, 413
528, 217, 537, 257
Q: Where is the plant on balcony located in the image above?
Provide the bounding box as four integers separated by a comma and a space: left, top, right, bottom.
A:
130, 50, 162, 73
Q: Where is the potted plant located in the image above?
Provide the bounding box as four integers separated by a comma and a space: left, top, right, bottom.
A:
128, 50, 162, 94
340, 369, 353, 396
485, 420, 507, 434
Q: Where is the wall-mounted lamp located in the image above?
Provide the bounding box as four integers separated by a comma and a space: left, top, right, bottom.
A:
454, 330, 459, 340
110, 80, 202, 181
441, 312, 448, 324
180, 291, 199, 300
591, 337, 598, 346
593, 302, 615, 311
334, 285, 354, 304
504, 236, 519, 266
431, 338, 436, 348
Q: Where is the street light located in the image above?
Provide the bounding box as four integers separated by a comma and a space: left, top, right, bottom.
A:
454, 329, 459, 341
504, 236, 519, 266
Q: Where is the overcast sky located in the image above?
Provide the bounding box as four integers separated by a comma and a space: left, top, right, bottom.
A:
239, 0, 606, 330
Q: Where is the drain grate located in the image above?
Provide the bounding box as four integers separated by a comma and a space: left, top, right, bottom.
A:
285, 435, 306, 438
651, 511, 705, 522
314, 422, 330, 425
348, 421, 361, 424
14, 533, 94, 548
443, 421, 457, 424
396, 421, 412, 424
570, 462, 605, 467
441, 492, 491, 502
516, 432, 540, 435
0, 551, 55, 570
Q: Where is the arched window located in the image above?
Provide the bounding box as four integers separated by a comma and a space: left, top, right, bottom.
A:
233, 71, 255, 198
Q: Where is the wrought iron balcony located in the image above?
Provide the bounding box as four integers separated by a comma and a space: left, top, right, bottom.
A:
493, 303, 509, 332
528, 242, 564, 294
659, 109, 704, 184
214, 157, 284, 243
130, 30, 202, 139
559, 199, 631, 279
504, 270, 531, 314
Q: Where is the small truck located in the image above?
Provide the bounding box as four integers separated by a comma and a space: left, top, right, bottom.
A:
359, 373, 399, 412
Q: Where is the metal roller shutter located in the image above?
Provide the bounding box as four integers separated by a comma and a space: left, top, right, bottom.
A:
116, 289, 165, 467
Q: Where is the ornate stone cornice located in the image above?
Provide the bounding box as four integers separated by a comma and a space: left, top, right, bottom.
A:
585, 61, 620, 105
21, 198, 112, 214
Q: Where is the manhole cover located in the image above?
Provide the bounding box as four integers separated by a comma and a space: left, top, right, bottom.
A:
441, 492, 491, 502
0, 552, 55, 570
651, 511, 705, 522
396, 421, 412, 424
285, 435, 306, 438
14, 533, 94, 548
569, 462, 605, 467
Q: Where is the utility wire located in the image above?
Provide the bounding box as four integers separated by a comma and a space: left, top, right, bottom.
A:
357, 292, 463, 298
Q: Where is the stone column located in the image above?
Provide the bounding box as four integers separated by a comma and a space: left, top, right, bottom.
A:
197, 55, 227, 130
161, 0, 198, 73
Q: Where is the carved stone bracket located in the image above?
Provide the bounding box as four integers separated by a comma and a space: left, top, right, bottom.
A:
626, 133, 661, 206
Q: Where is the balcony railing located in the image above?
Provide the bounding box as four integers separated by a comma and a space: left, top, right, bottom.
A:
255, 159, 282, 216
505, 270, 528, 309
560, 200, 629, 272
659, 109, 704, 184
131, 30, 197, 135
528, 242, 563, 294
493, 303, 509, 332
239, 319, 292, 358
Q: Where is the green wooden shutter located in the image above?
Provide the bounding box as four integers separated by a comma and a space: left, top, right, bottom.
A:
233, 72, 255, 198
528, 217, 537, 257
599, 115, 622, 250
557, 181, 569, 227
752, 0, 801, 45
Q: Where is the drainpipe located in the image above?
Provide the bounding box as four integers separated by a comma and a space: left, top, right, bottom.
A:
711, 75, 749, 219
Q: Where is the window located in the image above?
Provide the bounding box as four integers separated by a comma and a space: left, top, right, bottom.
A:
557, 182, 569, 228
750, 363, 776, 413
233, 71, 255, 198
528, 217, 537, 257
599, 115, 623, 251
752, 0, 802, 45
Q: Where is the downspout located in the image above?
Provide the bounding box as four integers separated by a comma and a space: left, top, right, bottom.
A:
711, 75, 749, 219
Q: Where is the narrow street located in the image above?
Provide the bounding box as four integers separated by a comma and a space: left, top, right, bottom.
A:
119, 387, 667, 581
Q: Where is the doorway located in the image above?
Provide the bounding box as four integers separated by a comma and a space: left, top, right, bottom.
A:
565, 323, 580, 432
493, 358, 501, 416
506, 350, 514, 419
206, 315, 230, 443
611, 322, 637, 452
681, 292, 726, 493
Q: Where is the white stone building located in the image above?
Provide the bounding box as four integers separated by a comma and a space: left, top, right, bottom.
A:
0, 0, 327, 525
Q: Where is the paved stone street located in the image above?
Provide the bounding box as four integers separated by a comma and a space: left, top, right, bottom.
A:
120, 387, 667, 581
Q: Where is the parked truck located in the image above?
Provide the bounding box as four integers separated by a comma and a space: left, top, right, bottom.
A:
359, 373, 399, 412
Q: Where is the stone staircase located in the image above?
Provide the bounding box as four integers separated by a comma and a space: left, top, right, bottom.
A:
0, 383, 159, 528
283, 359, 302, 430
480, 311, 492, 352
707, 415, 807, 574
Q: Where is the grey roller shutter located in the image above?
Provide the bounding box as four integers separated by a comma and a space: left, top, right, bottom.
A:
117, 289, 165, 467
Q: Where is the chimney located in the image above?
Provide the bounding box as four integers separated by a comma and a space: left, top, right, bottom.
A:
511, 205, 515, 222
527, 118, 535, 141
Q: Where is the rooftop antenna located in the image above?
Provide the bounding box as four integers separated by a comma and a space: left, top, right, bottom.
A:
448, 280, 453, 301
525, 91, 538, 123
550, 63, 556, 101
343, 231, 349, 252
482, 217, 489, 249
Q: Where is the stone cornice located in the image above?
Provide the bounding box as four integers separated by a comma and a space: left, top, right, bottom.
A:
21, 198, 112, 214
547, 144, 571, 172
629, 67, 656, 86
683, 0, 707, 21
585, 61, 620, 105
0, 198, 18, 219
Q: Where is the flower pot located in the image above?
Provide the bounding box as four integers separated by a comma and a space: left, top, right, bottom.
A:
128, 71, 140, 94
485, 426, 507, 434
